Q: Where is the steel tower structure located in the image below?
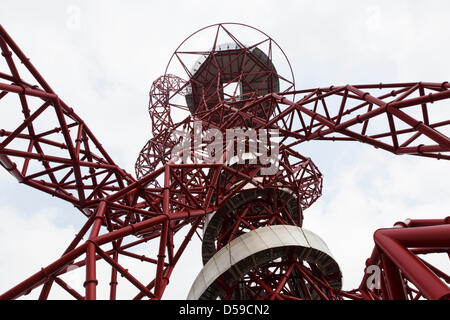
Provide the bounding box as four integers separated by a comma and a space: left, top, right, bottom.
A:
0, 23, 449, 300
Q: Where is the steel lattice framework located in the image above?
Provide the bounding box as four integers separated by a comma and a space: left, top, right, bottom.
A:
0, 23, 449, 300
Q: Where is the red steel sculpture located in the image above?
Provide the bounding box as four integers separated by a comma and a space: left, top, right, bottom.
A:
0, 23, 449, 300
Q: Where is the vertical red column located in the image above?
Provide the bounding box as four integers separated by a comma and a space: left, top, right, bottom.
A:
85, 201, 107, 300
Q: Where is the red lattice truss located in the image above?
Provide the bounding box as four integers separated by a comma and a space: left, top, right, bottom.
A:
0, 24, 449, 300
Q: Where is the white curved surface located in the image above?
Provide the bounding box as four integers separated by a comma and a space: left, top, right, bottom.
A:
188, 225, 340, 300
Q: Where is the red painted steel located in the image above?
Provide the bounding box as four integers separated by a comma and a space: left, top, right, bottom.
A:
0, 23, 448, 300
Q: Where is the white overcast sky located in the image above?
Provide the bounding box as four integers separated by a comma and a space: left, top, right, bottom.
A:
0, 0, 449, 299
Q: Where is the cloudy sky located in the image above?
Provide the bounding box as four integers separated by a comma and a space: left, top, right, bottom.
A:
0, 0, 449, 299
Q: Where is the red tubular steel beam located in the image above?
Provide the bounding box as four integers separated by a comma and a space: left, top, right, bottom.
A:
0, 213, 169, 300
0, 82, 56, 99
54, 277, 84, 300
132, 217, 203, 301
1, 148, 122, 170
109, 251, 119, 300
386, 105, 450, 149
154, 166, 171, 298
39, 212, 99, 300
85, 201, 107, 300
374, 225, 450, 300
54, 99, 86, 204
95, 247, 155, 299
390, 89, 450, 109
394, 217, 450, 228
378, 251, 407, 300
0, 25, 54, 93
0, 154, 23, 182
0, 101, 52, 150
0, 242, 88, 300
273, 85, 450, 159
